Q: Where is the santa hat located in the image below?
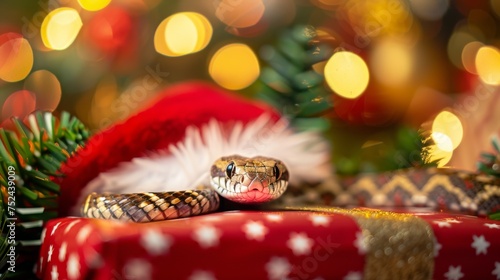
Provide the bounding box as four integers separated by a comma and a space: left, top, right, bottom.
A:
57, 82, 331, 216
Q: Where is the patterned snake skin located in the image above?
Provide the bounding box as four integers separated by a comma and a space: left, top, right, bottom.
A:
283, 168, 500, 218
82, 157, 500, 222
82, 156, 289, 222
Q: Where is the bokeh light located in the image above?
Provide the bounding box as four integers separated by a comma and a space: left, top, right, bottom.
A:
24, 70, 62, 112
427, 143, 453, 167
41, 8, 83, 50
461, 41, 483, 74
1, 90, 36, 121
409, 0, 450, 21
215, 0, 265, 28
475, 45, 500, 85
431, 110, 463, 150
447, 30, 476, 69
325, 51, 369, 99
78, 0, 111, 11
0, 33, 33, 82
371, 39, 413, 86
84, 7, 133, 53
209, 43, 259, 90
154, 12, 212, 57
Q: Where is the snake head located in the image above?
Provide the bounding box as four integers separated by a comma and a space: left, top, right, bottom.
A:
210, 155, 289, 204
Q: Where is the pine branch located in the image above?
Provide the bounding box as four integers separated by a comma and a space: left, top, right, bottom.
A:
0, 111, 90, 279
477, 136, 500, 177
258, 25, 333, 132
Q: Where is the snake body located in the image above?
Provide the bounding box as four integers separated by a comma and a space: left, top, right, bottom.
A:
82, 156, 500, 222
82, 155, 289, 222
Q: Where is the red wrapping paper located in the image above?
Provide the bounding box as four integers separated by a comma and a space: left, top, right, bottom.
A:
36, 210, 500, 280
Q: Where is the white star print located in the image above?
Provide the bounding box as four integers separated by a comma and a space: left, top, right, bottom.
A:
51, 265, 59, 280
444, 265, 464, 280
59, 242, 67, 261
266, 257, 291, 280
51, 222, 61, 236
76, 225, 92, 244
445, 219, 462, 224
140, 229, 172, 255
266, 214, 283, 222
471, 235, 490, 255
189, 270, 217, 280
287, 232, 314, 256
309, 215, 330, 227
123, 258, 152, 280
67, 253, 80, 280
242, 220, 268, 241
63, 220, 80, 234
492, 262, 500, 279
433, 221, 452, 228
343, 271, 362, 280
485, 223, 500, 229
193, 225, 221, 248
354, 231, 367, 255
47, 245, 54, 262
434, 238, 442, 257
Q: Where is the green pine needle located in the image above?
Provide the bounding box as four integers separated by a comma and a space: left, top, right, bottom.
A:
257, 25, 333, 132
0, 111, 90, 279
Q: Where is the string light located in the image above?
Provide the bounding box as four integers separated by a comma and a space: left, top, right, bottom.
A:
24, 70, 62, 112
77, 0, 111, 11
209, 43, 259, 90
154, 12, 212, 57
41, 8, 83, 50
215, 0, 265, 28
475, 45, 500, 86
325, 51, 369, 99
0, 34, 33, 82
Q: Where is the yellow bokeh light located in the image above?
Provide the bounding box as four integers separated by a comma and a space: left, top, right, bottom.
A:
431, 110, 463, 150
77, 0, 111, 11
215, 0, 265, 28
209, 43, 260, 90
371, 39, 413, 86
41, 8, 83, 50
325, 51, 369, 99
154, 12, 212, 57
0, 37, 33, 82
427, 144, 453, 167
461, 41, 483, 74
475, 46, 500, 86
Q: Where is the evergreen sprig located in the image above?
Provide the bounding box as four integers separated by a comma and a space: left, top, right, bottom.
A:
0, 111, 89, 279
477, 136, 500, 177
258, 25, 333, 132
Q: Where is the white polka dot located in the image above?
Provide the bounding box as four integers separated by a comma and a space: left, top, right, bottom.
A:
67, 253, 80, 280
58, 242, 67, 262
123, 259, 152, 280
76, 225, 93, 244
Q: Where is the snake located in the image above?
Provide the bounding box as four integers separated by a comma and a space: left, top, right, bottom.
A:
81, 156, 500, 223
81, 155, 289, 223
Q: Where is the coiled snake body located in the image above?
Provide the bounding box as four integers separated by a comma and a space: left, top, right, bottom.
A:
82, 156, 289, 222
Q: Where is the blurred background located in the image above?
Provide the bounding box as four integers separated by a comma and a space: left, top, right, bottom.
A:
1, 0, 500, 174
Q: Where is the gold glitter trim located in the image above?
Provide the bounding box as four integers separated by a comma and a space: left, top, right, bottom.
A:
287, 206, 435, 280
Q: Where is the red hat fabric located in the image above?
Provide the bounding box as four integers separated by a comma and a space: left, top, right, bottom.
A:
57, 82, 281, 216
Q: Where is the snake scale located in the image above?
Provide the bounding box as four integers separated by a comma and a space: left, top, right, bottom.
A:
82, 155, 500, 222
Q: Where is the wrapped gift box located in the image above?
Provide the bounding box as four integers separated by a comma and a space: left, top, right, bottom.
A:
37, 209, 500, 280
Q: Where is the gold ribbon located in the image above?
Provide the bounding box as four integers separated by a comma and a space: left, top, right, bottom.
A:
287, 206, 435, 280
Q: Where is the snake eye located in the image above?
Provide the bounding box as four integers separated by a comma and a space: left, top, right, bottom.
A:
226, 162, 236, 179
273, 164, 281, 180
